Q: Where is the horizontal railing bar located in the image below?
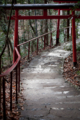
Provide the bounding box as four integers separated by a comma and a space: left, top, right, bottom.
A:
18, 26, 72, 47
0, 48, 21, 78
17, 30, 56, 47
9, 15, 80, 20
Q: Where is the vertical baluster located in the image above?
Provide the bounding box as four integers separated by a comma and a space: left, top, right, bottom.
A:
3, 77, 6, 120
10, 72, 12, 111
0, 57, 1, 112
18, 46, 20, 92
56, 9, 60, 45
13, 10, 18, 63
41, 37, 43, 50
37, 39, 39, 55
18, 61, 20, 92
28, 42, 30, 59
44, 36, 45, 49
72, 11, 77, 66
50, 33, 52, 48
18, 46, 20, 56
16, 66, 18, 103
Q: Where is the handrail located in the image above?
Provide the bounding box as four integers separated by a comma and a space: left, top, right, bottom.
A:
0, 47, 21, 120
18, 29, 57, 47
0, 47, 21, 77
18, 26, 72, 47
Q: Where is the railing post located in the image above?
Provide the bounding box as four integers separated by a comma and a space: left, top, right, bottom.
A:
44, 36, 45, 49
13, 10, 18, 63
67, 11, 69, 41
16, 66, 18, 103
50, 33, 52, 48
28, 42, 30, 59
72, 11, 77, 66
43, 8, 48, 47
18, 61, 20, 92
0, 57, 1, 112
56, 9, 60, 45
18, 46, 20, 92
41, 37, 43, 49
37, 39, 39, 55
10, 72, 12, 111
3, 77, 6, 120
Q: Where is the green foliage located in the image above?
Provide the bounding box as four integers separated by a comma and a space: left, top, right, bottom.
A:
64, 42, 80, 52
64, 42, 72, 51
59, 31, 64, 43
76, 71, 80, 75
76, 43, 80, 51
0, 33, 5, 54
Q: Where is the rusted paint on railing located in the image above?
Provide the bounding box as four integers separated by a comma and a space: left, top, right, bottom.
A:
0, 48, 21, 77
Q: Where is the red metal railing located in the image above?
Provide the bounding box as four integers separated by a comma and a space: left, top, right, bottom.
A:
18, 26, 72, 60
0, 47, 21, 120
18, 29, 56, 59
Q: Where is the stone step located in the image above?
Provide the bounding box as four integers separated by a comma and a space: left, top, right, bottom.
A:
20, 44, 79, 120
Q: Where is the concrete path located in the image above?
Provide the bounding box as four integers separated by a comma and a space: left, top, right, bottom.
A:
20, 45, 80, 120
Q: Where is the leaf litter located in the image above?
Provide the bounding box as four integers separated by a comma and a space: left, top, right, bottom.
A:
0, 70, 25, 120
63, 51, 80, 89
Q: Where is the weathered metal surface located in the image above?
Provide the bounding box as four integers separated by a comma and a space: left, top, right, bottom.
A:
3, 78, 6, 120
72, 11, 77, 66
10, 72, 12, 111
56, 9, 60, 45
0, 3, 80, 9
0, 48, 21, 77
13, 10, 18, 63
